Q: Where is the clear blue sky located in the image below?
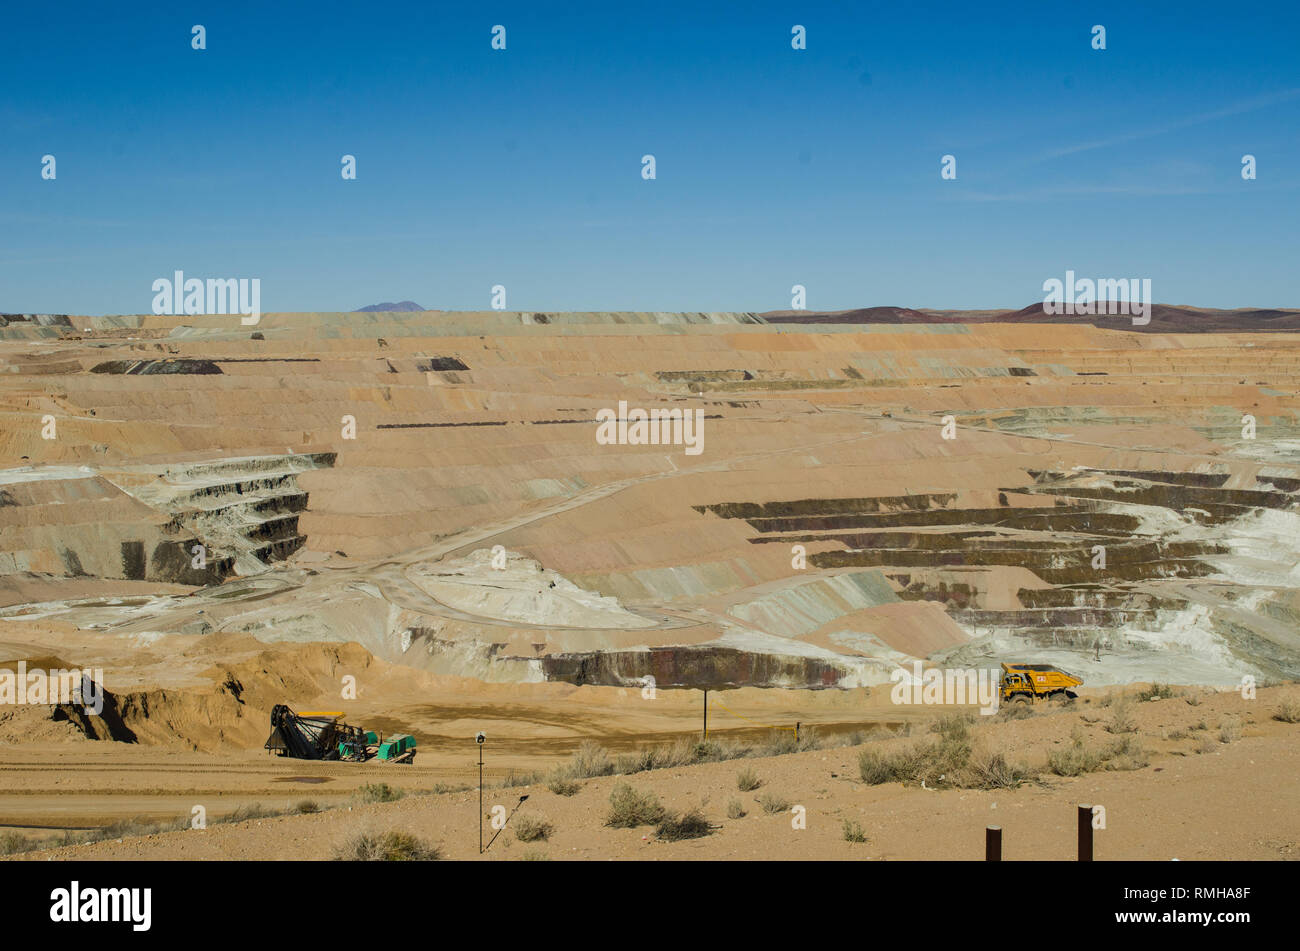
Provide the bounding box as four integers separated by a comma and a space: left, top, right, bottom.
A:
2, 0, 1297, 315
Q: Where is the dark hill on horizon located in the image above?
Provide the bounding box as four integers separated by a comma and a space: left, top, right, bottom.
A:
354, 301, 426, 313
762, 304, 1300, 332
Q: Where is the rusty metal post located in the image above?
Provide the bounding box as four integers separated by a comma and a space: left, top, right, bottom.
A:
1078, 804, 1094, 861
986, 825, 1002, 861
702, 688, 708, 741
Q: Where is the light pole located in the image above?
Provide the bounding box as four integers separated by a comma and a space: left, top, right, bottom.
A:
476, 731, 486, 854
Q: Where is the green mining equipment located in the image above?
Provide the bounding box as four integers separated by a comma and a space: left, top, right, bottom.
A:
376, 733, 417, 763
337, 729, 379, 762
264, 706, 414, 764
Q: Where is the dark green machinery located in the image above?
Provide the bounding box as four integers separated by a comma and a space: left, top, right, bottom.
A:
264, 706, 413, 764
264, 705, 365, 760
376, 733, 417, 763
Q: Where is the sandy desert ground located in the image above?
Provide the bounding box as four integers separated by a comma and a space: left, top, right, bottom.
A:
5, 683, 1297, 861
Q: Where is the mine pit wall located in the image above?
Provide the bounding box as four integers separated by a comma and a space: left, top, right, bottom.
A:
156, 452, 337, 481
289, 609, 860, 687
539, 646, 853, 689
806, 541, 1223, 584
0, 452, 334, 587
236, 611, 546, 684
0, 519, 229, 586
131, 538, 233, 585
112, 452, 336, 578
391, 626, 542, 683
693, 469, 1300, 681
56, 533, 233, 586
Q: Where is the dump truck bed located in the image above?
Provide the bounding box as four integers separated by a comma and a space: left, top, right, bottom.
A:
1001, 663, 1082, 691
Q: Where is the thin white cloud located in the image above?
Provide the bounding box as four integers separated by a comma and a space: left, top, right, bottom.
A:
951, 182, 1220, 202
1034, 88, 1300, 162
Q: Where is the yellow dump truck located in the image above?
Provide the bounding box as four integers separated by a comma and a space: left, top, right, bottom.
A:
999, 663, 1082, 704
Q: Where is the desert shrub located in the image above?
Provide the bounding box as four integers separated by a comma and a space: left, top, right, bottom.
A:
1103, 735, 1149, 770
223, 804, 279, 823
1105, 697, 1137, 734
0, 831, 30, 855
997, 701, 1035, 720
842, 819, 868, 843
294, 800, 320, 814
736, 767, 762, 791
357, 783, 404, 803
1273, 702, 1300, 724
1195, 735, 1217, 754
726, 798, 746, 819
615, 747, 664, 774
80, 818, 160, 842
1048, 733, 1148, 775
932, 734, 974, 776
428, 782, 469, 795
704, 740, 732, 759
876, 731, 973, 788
690, 740, 728, 762
605, 782, 665, 828
656, 809, 714, 841
857, 747, 897, 785
53, 817, 185, 848
758, 793, 792, 815
499, 770, 544, 788
510, 723, 889, 793
547, 776, 581, 797
1138, 683, 1179, 702
962, 750, 1038, 789
930, 713, 974, 742
654, 738, 697, 768
858, 736, 969, 787
1219, 716, 1242, 744
1047, 744, 1105, 777
568, 740, 615, 779
334, 830, 440, 861
514, 815, 553, 842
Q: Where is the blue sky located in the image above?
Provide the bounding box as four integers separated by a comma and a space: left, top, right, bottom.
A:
2, 0, 1297, 314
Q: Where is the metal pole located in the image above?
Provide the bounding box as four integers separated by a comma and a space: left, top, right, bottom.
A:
1078, 804, 1093, 861
702, 688, 708, 740
986, 825, 1002, 862
478, 743, 484, 855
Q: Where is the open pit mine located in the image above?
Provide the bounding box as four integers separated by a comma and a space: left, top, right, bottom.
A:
0, 306, 1298, 762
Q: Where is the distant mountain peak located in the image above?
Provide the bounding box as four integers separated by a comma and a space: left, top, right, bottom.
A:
354, 301, 425, 313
